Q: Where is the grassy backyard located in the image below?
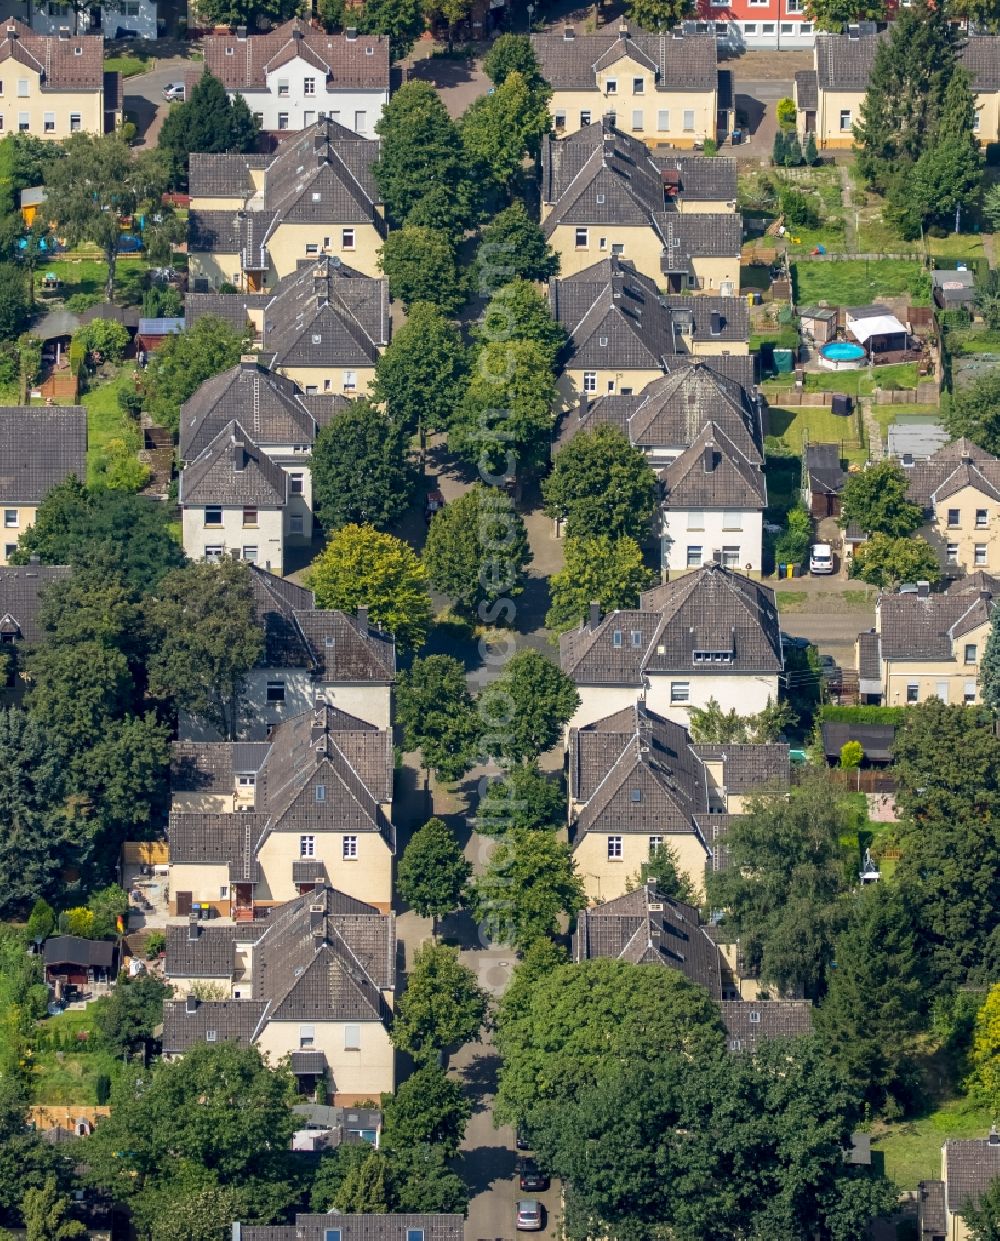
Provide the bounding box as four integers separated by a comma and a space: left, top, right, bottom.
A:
104, 51, 154, 77
791, 259, 931, 307
33, 253, 150, 305
872, 1096, 993, 1190
82, 372, 141, 486
765, 405, 867, 464
760, 362, 920, 398
26, 1007, 120, 1106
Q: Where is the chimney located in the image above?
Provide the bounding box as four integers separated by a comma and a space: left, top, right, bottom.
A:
239, 354, 258, 373
618, 20, 629, 35
961, 454, 975, 466
357, 605, 368, 632
185, 994, 198, 1014
990, 1125, 1000, 1146
345, 25, 358, 39
563, 24, 575, 39
292, 26, 303, 38
188, 916, 200, 941
589, 601, 601, 630
578, 391, 589, 420
980, 590, 993, 603
309, 903, 325, 936
703, 445, 716, 472
6, 25, 16, 38
235, 23, 247, 38
58, 25, 69, 38
233, 438, 246, 471
916, 580, 930, 597
29, 553, 39, 564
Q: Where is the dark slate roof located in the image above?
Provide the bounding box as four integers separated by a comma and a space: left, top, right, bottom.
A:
531, 25, 717, 92
624, 359, 759, 452
821, 722, 895, 764
261, 120, 381, 221
690, 742, 790, 792
237, 1214, 465, 1241
794, 69, 817, 110
903, 437, 1000, 509
171, 739, 271, 795
180, 359, 316, 461
204, 20, 389, 92
162, 998, 268, 1052
569, 703, 709, 838
184, 292, 266, 335
701, 812, 738, 872
660, 421, 766, 512
962, 35, 1000, 90
44, 936, 115, 968
260, 258, 389, 368
806, 443, 845, 496
654, 153, 736, 203
165, 923, 243, 978
815, 31, 884, 91
573, 881, 723, 997
0, 564, 71, 643
719, 999, 814, 1052
857, 629, 881, 680
179, 420, 288, 508
950, 570, 1000, 596
0, 20, 107, 90
918, 1180, 946, 1241
168, 811, 267, 881
878, 590, 995, 662
189, 151, 263, 199
0, 407, 87, 504
561, 563, 781, 683
944, 1136, 1000, 1216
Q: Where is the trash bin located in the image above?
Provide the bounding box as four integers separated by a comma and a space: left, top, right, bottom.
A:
786, 563, 795, 579
732, 128, 743, 145
778, 563, 786, 579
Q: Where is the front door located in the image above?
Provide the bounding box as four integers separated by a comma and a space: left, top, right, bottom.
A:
175, 891, 192, 916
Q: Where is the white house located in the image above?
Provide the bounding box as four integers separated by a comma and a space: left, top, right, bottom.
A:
3, 0, 158, 39
202, 20, 390, 135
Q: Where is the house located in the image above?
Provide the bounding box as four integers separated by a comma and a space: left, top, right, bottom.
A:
917, 1129, 1000, 1241
188, 118, 384, 292
3, 0, 158, 40
168, 704, 395, 914
202, 20, 389, 137
174, 567, 394, 739
0, 21, 121, 137
567, 701, 789, 899
902, 438, 1000, 575
43, 936, 117, 993
0, 562, 71, 655
549, 256, 749, 409
794, 30, 1000, 149
163, 885, 396, 1103
692, 0, 815, 51
0, 406, 87, 566
887, 421, 949, 466
932, 269, 977, 313
231, 1214, 465, 1241
531, 23, 721, 146
540, 120, 742, 290
803, 443, 845, 518
718, 1000, 814, 1051
291, 1102, 381, 1151
179, 421, 289, 576
861, 576, 996, 707
561, 563, 783, 728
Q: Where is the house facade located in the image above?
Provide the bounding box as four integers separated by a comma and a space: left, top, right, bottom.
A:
917, 1131, 1000, 1241
902, 438, 1000, 576
0, 21, 120, 137
5, 0, 158, 39
531, 24, 720, 147
203, 21, 390, 136
691, 0, 814, 51
0, 406, 87, 566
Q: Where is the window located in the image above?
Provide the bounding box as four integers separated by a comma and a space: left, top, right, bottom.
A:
267, 681, 285, 702
612, 629, 623, 648
947, 508, 960, 527
906, 683, 919, 703
607, 836, 623, 859
342, 227, 355, 249
631, 109, 643, 131
580, 110, 591, 126
237, 773, 256, 788
687, 510, 704, 530
686, 546, 702, 568
721, 546, 740, 567
69, 113, 81, 132
965, 681, 977, 704
800, 22, 813, 32
657, 109, 670, 131
290, 514, 304, 535
583, 371, 597, 393
290, 472, 304, 495
683, 109, 695, 132
242, 545, 258, 563
605, 78, 617, 95
344, 1024, 361, 1050
204, 545, 223, 561
278, 112, 289, 130
242, 506, 257, 526
277, 78, 289, 96
935, 682, 949, 703
947, 543, 959, 564
253, 112, 264, 126
975, 544, 988, 566
206, 1029, 217, 1042
965, 643, 978, 664
574, 227, 588, 249
3, 544, 14, 559
648, 836, 664, 857
974, 110, 982, 133
839, 109, 851, 131
670, 682, 690, 704
220, 885, 229, 898
304, 77, 316, 95
749, 1011, 761, 1024
299, 1024, 315, 1048
761, 21, 775, 30
16, 80, 27, 97
311, 333, 322, 345
633, 77, 644, 93
342, 371, 357, 392
315, 784, 326, 803
406, 1232, 425, 1241
630, 630, 643, 647
305, 242, 319, 256
355, 110, 366, 131
325, 1231, 343, 1241
300, 835, 316, 858
204, 506, 222, 526
43, 112, 54, 133
554, 110, 566, 130
343, 835, 358, 859
3, 511, 16, 529
226, 45, 235, 54
744, 21, 757, 31
305, 384, 318, 395
722, 512, 744, 531
17, 113, 27, 132
977, 509, 988, 528
780, 22, 794, 32
630, 788, 642, 804
599, 237, 608, 251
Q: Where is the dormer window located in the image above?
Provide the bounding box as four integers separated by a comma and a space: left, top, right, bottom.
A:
315, 784, 326, 803
311, 333, 322, 344
74, 45, 82, 54
630, 630, 643, 647
599, 336, 608, 347
366, 46, 374, 54
225, 46, 234, 54
693, 650, 734, 664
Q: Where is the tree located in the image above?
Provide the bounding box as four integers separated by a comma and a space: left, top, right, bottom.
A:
382, 1063, 471, 1155
478, 650, 580, 765
450, 339, 557, 473
335, 1149, 390, 1213
467, 829, 585, 951
804, 130, 819, 165
903, 68, 983, 235
191, 0, 299, 28
147, 1184, 250, 1241
483, 35, 542, 87
91, 974, 172, 1057
460, 71, 552, 190
387, 1144, 468, 1214
158, 71, 258, 191
396, 817, 471, 922
705, 776, 852, 999
22, 1177, 85, 1241
76, 319, 130, 367
687, 696, 796, 744
772, 129, 787, 167
629, 842, 696, 902
964, 1178, 1000, 1241
475, 278, 567, 369
986, 183, 1000, 232
390, 942, 489, 1061
378, 226, 466, 314
839, 460, 924, 537
316, 0, 345, 30
145, 559, 264, 740
0, 265, 29, 343
476, 763, 564, 835
396, 656, 479, 782
805, 0, 885, 29
26, 642, 133, 751
423, 485, 532, 616
43, 136, 164, 301
360, 0, 424, 59
839, 740, 864, 770
374, 82, 476, 233
945, 371, 1000, 454
144, 315, 249, 436
371, 302, 468, 444
476, 202, 560, 288
311, 400, 417, 530
850, 533, 941, 588
966, 983, 1000, 1116
543, 426, 657, 543
981, 615, 1000, 716
306, 524, 432, 652
624, 0, 692, 26
24, 899, 55, 947
545, 535, 654, 633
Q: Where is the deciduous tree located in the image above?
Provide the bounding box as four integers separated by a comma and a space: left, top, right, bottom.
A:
390, 942, 489, 1060
450, 340, 556, 473
964, 1178, 1000, 1241
628, 842, 696, 902
687, 696, 796, 744
850, 533, 940, 588
483, 34, 543, 87
360, 0, 425, 59
460, 71, 551, 190
92, 974, 172, 1057
372, 302, 468, 443
22, 1177, 85, 1241
839, 460, 924, 537
545, 535, 654, 633
475, 202, 560, 289
423, 485, 531, 616
543, 426, 657, 542
945, 370, 1000, 454
980, 615, 1000, 715
476, 763, 564, 835
378, 226, 467, 314
475, 278, 567, 369
478, 650, 580, 765
311, 399, 416, 531
396, 656, 479, 782
382, 1063, 472, 1155
624, 0, 692, 29
397, 817, 471, 921
145, 315, 249, 436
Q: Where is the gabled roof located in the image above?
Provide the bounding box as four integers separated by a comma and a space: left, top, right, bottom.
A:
0, 20, 107, 90
531, 25, 718, 92
629, 361, 760, 454
180, 358, 316, 461
814, 31, 1000, 94
878, 587, 995, 661
654, 153, 736, 203
794, 68, 818, 110
44, 935, 115, 968
0, 407, 87, 504
178, 420, 288, 508
573, 881, 723, 997
204, 20, 389, 93
805, 443, 845, 496
561, 564, 782, 683
0, 564, 71, 643
719, 999, 814, 1052
944, 1135, 1000, 1215
820, 721, 894, 763
903, 437, 1000, 508
237, 1214, 466, 1241
659, 420, 766, 511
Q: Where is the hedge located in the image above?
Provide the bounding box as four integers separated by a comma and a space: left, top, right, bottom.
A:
817, 705, 907, 725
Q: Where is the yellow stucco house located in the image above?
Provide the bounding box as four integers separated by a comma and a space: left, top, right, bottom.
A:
541, 120, 742, 290
917, 1131, 1000, 1241
902, 438, 1000, 576
795, 30, 1000, 149
531, 23, 721, 148
189, 118, 385, 292
0, 406, 87, 567
162, 885, 396, 1104
168, 704, 395, 916
0, 21, 120, 139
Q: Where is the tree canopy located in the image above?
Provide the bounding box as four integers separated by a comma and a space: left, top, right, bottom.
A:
478, 650, 580, 765
379, 226, 467, 314
144, 315, 249, 436
546, 535, 654, 633
476, 763, 565, 835
158, 71, 258, 191
390, 942, 489, 1061
460, 70, 551, 192
839, 461, 924, 537
476, 202, 560, 288
543, 426, 657, 542
850, 533, 940, 588
396, 817, 471, 921
310, 399, 417, 531
360, 0, 425, 59
372, 302, 468, 441
945, 371, 1000, 455
396, 655, 479, 782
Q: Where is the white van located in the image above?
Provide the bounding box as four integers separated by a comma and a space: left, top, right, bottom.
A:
809, 543, 834, 575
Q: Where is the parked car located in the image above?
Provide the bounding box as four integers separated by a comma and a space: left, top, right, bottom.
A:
518, 1160, 550, 1192
820, 654, 840, 681
515, 1126, 531, 1151
809, 543, 834, 575
163, 83, 186, 102
516, 1200, 544, 1232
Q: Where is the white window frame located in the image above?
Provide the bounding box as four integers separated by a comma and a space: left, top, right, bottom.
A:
657, 109, 670, 131
686, 546, 703, 568
839, 109, 852, 131
683, 109, 695, 132
343, 835, 358, 859
344, 1024, 361, 1050
670, 681, 690, 704
304, 77, 316, 96
975, 544, 987, 566
300, 835, 316, 858
607, 836, 623, 860
574, 226, 588, 249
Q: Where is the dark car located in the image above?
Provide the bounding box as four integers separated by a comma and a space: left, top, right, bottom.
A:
515, 1126, 531, 1151
518, 1159, 550, 1192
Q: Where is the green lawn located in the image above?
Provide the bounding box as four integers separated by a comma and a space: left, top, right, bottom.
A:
104, 52, 153, 77
763, 362, 919, 398
872, 1096, 994, 1190
774, 590, 808, 611
765, 405, 866, 464
869, 403, 941, 437
26, 1006, 121, 1105
82, 372, 141, 486
34, 254, 149, 305
925, 231, 987, 260
792, 259, 931, 307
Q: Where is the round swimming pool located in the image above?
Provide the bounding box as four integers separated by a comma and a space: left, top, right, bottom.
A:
819, 340, 867, 370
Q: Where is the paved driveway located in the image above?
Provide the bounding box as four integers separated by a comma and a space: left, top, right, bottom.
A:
124, 56, 190, 146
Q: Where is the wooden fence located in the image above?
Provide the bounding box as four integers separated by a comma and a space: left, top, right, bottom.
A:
121, 840, 168, 866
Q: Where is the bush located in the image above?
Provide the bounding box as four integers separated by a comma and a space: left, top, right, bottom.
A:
779, 186, 818, 228
117, 386, 144, 419
774, 505, 812, 566
218, 282, 238, 294
76, 319, 130, 365
776, 97, 797, 127
839, 740, 864, 769
95, 1073, 111, 1104
64, 292, 102, 314
145, 931, 166, 959
703, 138, 718, 157
818, 705, 906, 725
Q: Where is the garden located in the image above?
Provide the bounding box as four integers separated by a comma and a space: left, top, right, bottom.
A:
791, 259, 931, 308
